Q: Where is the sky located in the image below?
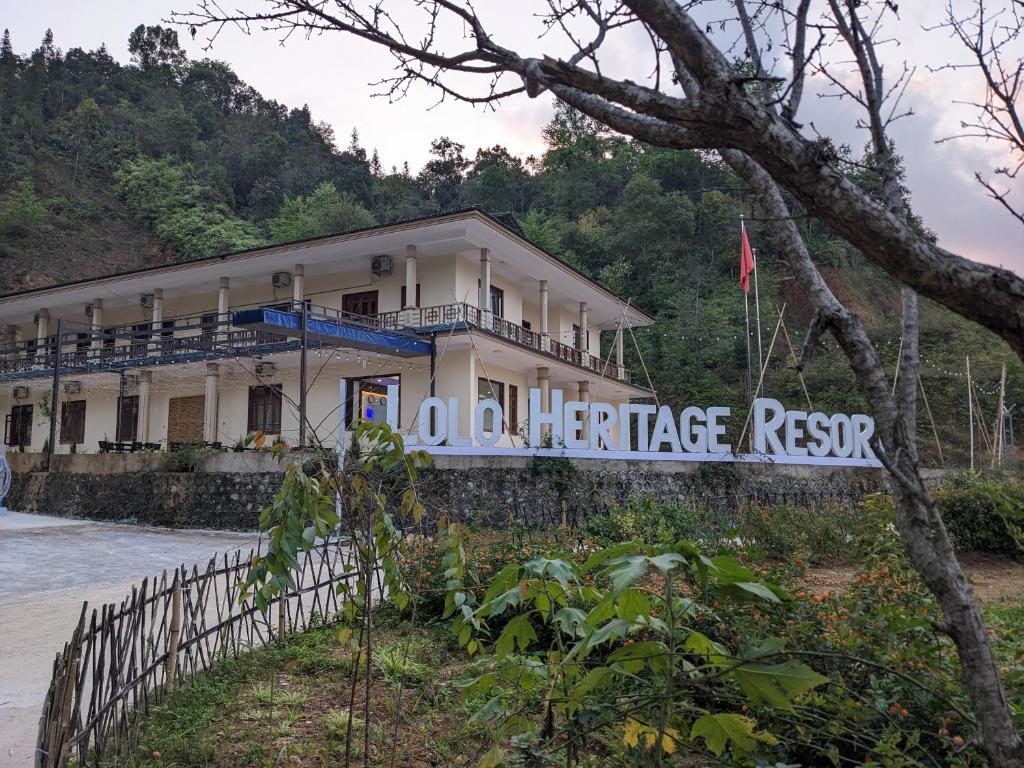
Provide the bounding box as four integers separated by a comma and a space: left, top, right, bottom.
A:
3, 0, 1021, 272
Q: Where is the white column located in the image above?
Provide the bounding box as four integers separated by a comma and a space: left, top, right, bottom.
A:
137, 370, 152, 443
479, 248, 491, 324
91, 299, 103, 351
150, 289, 164, 355
36, 309, 49, 360
578, 380, 590, 443
293, 264, 305, 307
539, 281, 549, 352
579, 301, 589, 366
218, 277, 230, 341
404, 245, 418, 326
203, 362, 219, 443
537, 366, 551, 442
218, 277, 230, 320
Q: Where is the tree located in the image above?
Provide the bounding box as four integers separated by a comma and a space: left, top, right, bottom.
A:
0, 180, 47, 238
267, 181, 377, 242
173, 2, 1024, 764
418, 136, 469, 211
127, 24, 186, 71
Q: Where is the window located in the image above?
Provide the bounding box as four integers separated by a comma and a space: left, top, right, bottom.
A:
75, 332, 89, 361
247, 384, 282, 434
478, 378, 505, 433
400, 283, 421, 308
342, 290, 379, 318
7, 404, 32, 447
508, 384, 519, 433
130, 323, 150, 356
477, 282, 505, 317
201, 313, 217, 343
522, 320, 532, 331
345, 376, 399, 428
60, 400, 86, 445
102, 327, 116, 351
116, 395, 139, 442
160, 319, 175, 354
573, 324, 590, 351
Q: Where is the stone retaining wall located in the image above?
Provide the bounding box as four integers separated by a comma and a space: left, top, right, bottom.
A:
5, 455, 934, 531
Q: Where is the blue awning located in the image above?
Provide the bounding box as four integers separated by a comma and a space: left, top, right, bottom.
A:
232, 308, 432, 358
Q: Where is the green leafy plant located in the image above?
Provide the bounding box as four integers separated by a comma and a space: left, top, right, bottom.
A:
452, 539, 829, 765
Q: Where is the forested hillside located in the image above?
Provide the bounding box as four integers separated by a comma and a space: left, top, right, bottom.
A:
0, 24, 1019, 464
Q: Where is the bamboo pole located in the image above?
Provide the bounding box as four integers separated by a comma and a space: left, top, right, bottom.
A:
738, 304, 786, 452
779, 318, 813, 412
891, 335, 904, 397
918, 374, 944, 467
993, 362, 1007, 469
972, 383, 993, 453
967, 356, 974, 471
164, 570, 182, 696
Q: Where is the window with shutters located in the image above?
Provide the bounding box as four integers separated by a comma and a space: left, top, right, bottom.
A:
60, 400, 86, 445
508, 384, 519, 433
116, 395, 139, 442
400, 283, 421, 308
7, 404, 32, 447
248, 384, 282, 434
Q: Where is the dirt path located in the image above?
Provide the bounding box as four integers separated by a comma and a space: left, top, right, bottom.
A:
0, 512, 257, 768
803, 553, 1024, 602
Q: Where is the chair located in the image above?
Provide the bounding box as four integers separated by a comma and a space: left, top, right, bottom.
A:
98, 440, 111, 453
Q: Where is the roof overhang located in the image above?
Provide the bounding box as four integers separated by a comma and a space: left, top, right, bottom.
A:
0, 211, 654, 330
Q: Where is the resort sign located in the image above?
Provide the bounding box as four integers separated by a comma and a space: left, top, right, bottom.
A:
348, 384, 881, 468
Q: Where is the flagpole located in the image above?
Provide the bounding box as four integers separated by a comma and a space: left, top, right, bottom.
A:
752, 246, 764, 398
743, 285, 753, 406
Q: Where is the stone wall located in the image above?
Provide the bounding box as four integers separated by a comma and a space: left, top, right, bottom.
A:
4, 454, 930, 531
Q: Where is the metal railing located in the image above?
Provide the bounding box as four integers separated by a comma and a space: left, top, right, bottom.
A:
0, 301, 634, 384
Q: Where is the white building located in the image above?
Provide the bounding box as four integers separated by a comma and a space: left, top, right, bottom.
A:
0, 210, 653, 454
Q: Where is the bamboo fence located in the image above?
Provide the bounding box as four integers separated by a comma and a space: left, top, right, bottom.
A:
35, 534, 357, 768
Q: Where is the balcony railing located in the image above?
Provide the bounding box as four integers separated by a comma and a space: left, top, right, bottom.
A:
0, 301, 633, 384
408, 302, 632, 384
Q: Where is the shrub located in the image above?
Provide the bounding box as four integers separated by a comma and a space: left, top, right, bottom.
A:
404, 525, 595, 622
584, 494, 721, 547
933, 472, 1024, 556
735, 500, 861, 564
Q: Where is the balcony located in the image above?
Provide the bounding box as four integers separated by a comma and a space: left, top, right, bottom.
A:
407, 302, 633, 384
0, 302, 634, 384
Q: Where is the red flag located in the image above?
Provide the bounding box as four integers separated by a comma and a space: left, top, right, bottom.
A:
739, 222, 755, 294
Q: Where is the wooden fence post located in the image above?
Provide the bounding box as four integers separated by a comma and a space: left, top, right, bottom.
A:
277, 594, 286, 641
164, 570, 182, 697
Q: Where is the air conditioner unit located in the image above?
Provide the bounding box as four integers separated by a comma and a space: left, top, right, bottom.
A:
84, 303, 94, 317
64, 380, 82, 395
12, 386, 28, 400
140, 293, 155, 309
255, 362, 275, 378
371, 255, 392, 277
272, 272, 292, 289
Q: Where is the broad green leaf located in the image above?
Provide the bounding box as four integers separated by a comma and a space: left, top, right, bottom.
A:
616, 588, 650, 623
553, 607, 588, 638
580, 541, 641, 574
690, 712, 778, 756
495, 613, 537, 660
479, 745, 504, 768
732, 660, 830, 712
605, 555, 648, 593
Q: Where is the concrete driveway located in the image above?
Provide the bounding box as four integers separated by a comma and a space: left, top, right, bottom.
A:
0, 512, 258, 768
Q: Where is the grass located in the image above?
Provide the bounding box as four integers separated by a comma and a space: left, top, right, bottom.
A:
117, 616, 496, 767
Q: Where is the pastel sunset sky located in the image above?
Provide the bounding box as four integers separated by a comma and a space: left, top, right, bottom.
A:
5, 0, 1021, 272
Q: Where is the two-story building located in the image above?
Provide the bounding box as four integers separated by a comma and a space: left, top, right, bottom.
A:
0, 209, 653, 454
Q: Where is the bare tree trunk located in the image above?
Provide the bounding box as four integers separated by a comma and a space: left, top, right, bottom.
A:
722, 147, 1024, 767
